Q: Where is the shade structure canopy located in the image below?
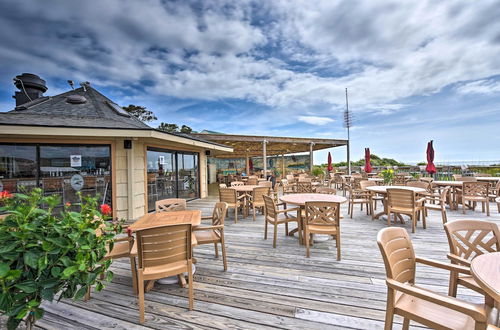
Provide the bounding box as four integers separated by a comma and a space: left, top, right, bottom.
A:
426, 140, 436, 174
190, 133, 347, 158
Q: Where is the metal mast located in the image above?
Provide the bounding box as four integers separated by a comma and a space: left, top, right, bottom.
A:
343, 88, 352, 175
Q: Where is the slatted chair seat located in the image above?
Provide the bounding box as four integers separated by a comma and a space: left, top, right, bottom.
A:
142, 260, 188, 277
194, 230, 220, 243
307, 224, 338, 234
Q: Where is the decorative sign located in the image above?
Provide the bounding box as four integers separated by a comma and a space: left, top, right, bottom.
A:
70, 155, 82, 167
70, 174, 84, 191
158, 156, 165, 165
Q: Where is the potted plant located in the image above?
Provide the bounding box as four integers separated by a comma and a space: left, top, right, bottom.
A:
0, 189, 117, 329
183, 176, 196, 198
380, 169, 394, 185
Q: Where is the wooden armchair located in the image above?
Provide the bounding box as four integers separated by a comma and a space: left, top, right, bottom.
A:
263, 195, 300, 248
360, 179, 382, 212
393, 175, 407, 186
488, 180, 500, 204
194, 202, 228, 271
155, 198, 187, 213
280, 178, 295, 194
347, 183, 371, 219
219, 183, 227, 189
386, 188, 425, 233
248, 186, 270, 221
377, 227, 494, 330
303, 202, 341, 260
136, 224, 194, 323
461, 182, 490, 216
296, 182, 313, 193
423, 186, 450, 224
219, 188, 245, 223
444, 220, 500, 307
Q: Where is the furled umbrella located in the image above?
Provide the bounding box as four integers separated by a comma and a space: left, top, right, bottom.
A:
249, 158, 253, 171
426, 140, 436, 174
364, 148, 372, 173
327, 152, 333, 172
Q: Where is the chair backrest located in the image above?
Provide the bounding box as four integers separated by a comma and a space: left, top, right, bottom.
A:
406, 181, 429, 190
136, 224, 191, 269
420, 177, 433, 183
438, 186, 450, 202
359, 180, 376, 190
231, 181, 245, 187
462, 182, 488, 197
211, 202, 228, 226
494, 180, 500, 196
286, 174, 295, 182
377, 227, 416, 284
352, 177, 363, 189
304, 202, 340, 228
281, 178, 289, 186
252, 186, 270, 203
393, 175, 407, 185
444, 220, 500, 262
296, 182, 313, 193
219, 188, 237, 203
247, 178, 258, 185
298, 177, 312, 183
316, 187, 337, 194
460, 176, 477, 182
263, 195, 277, 220
258, 181, 272, 188
298, 173, 308, 179
155, 198, 187, 213
387, 188, 415, 209
219, 183, 227, 189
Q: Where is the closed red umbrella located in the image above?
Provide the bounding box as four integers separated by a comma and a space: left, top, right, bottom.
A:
426, 140, 436, 174
249, 158, 253, 171
364, 148, 372, 173
327, 152, 333, 172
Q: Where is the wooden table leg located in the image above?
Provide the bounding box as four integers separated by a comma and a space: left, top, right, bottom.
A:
145, 280, 155, 292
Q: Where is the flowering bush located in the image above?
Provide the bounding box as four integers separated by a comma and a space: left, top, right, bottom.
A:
0, 189, 117, 329
380, 169, 394, 185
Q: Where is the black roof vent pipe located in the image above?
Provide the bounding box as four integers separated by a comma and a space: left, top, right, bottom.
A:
13, 73, 48, 106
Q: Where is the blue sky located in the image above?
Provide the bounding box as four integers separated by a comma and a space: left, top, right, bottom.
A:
1, 0, 499, 164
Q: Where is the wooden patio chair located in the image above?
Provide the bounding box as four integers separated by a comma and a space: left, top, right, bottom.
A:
155, 198, 186, 213
360, 179, 383, 212
377, 227, 494, 330
136, 224, 194, 323
219, 183, 227, 189
461, 182, 490, 216
423, 186, 450, 224
488, 180, 500, 203
219, 188, 245, 223
386, 188, 425, 233
247, 177, 258, 185
248, 186, 270, 221
315, 187, 337, 195
393, 175, 407, 186
444, 219, 500, 307
296, 182, 313, 193
258, 181, 273, 188
263, 195, 300, 248
231, 181, 245, 187
194, 202, 228, 271
303, 202, 341, 260
497, 197, 500, 213
281, 178, 295, 194
347, 183, 370, 219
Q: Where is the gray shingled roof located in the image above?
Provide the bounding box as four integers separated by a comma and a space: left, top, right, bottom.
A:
0, 86, 152, 129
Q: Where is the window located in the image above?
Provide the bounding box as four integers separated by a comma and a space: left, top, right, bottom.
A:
0, 143, 112, 212
146, 147, 199, 212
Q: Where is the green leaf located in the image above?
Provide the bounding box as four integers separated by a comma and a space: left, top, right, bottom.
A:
14, 281, 37, 293
28, 299, 40, 307
0, 242, 18, 254
41, 288, 54, 301
5, 269, 21, 281
62, 265, 78, 277
50, 267, 61, 277
74, 285, 88, 301
24, 251, 39, 269
7, 317, 22, 330
0, 262, 9, 278
0, 292, 11, 310
33, 307, 44, 320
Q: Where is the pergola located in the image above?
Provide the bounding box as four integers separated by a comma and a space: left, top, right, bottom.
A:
191, 133, 347, 174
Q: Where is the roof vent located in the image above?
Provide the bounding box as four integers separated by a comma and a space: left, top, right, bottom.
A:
66, 95, 87, 104
13, 73, 48, 106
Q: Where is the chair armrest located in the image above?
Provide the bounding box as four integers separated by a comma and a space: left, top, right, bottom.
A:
201, 216, 213, 220
237, 194, 248, 200
386, 279, 487, 322
114, 236, 134, 243
193, 225, 224, 231
277, 207, 300, 214
447, 253, 471, 267
416, 257, 471, 275
416, 197, 426, 204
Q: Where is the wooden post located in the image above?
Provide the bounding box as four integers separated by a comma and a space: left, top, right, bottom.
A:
281, 154, 285, 177
246, 154, 250, 175
263, 140, 268, 178
309, 142, 315, 173
126, 142, 134, 220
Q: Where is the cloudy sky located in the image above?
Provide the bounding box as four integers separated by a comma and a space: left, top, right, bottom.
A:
1, 0, 499, 164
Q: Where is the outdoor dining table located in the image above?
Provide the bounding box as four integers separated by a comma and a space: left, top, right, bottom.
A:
365, 186, 426, 220
280, 193, 347, 244
471, 252, 500, 325
128, 210, 201, 287
433, 180, 463, 210
476, 177, 500, 182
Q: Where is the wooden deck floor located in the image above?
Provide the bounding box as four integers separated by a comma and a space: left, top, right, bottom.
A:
35, 193, 500, 329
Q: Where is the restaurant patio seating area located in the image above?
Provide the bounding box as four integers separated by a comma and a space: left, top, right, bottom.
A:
20, 188, 500, 329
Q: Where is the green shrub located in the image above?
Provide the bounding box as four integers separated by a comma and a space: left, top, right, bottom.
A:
312, 166, 324, 177
0, 189, 117, 329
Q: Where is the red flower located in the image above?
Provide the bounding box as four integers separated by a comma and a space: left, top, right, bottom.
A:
0, 191, 13, 200
65, 202, 71, 207
100, 204, 112, 216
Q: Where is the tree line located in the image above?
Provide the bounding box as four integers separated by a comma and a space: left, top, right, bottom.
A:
122, 104, 194, 133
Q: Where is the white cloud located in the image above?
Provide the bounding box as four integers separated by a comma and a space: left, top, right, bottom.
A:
298, 115, 334, 125
456, 79, 500, 95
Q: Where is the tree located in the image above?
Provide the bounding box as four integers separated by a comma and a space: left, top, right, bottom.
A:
158, 122, 179, 133
180, 125, 193, 134
122, 104, 157, 122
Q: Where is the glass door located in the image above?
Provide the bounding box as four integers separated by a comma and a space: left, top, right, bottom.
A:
177, 152, 199, 199
146, 148, 176, 211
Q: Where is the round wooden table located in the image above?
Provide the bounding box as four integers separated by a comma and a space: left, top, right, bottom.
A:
471, 252, 500, 303
433, 181, 463, 210
365, 186, 426, 219
280, 193, 347, 243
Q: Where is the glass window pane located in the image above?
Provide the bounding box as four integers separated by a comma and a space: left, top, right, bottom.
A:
0, 144, 37, 193
178, 153, 199, 199
146, 149, 177, 212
